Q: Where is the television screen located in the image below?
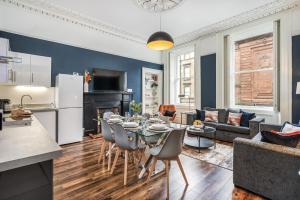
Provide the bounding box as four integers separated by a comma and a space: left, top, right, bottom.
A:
93, 76, 120, 91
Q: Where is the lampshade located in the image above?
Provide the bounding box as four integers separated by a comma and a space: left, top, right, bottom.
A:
147, 31, 174, 51
296, 82, 300, 94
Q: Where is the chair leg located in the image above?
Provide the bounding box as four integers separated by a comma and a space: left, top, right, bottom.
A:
107, 142, 112, 171
166, 160, 170, 200
146, 157, 158, 183
110, 148, 120, 175
176, 157, 189, 185
98, 140, 106, 164
124, 150, 128, 186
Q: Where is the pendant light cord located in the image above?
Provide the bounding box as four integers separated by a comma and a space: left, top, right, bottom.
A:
160, 12, 162, 31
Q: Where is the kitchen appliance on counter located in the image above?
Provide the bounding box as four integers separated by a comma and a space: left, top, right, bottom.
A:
0, 99, 11, 113
55, 74, 83, 145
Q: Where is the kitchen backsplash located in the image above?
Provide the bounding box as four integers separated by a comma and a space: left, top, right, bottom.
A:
0, 86, 55, 105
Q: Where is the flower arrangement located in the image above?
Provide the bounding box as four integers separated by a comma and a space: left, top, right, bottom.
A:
129, 100, 142, 115
84, 70, 91, 83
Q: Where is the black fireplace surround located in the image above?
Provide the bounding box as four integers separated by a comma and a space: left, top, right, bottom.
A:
83, 91, 133, 134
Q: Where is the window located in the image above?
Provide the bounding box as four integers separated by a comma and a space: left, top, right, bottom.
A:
170, 50, 195, 105
227, 21, 280, 111
235, 33, 274, 107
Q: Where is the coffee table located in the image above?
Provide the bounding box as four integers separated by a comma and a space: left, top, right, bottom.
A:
184, 126, 216, 152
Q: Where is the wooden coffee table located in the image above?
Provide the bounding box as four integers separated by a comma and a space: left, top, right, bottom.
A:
184, 126, 216, 152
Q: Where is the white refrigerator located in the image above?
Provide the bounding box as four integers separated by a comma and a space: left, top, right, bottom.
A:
55, 74, 83, 145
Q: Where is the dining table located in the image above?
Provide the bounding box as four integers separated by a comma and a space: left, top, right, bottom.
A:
105, 116, 186, 179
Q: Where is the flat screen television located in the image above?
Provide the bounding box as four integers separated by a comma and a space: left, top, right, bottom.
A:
93, 68, 127, 91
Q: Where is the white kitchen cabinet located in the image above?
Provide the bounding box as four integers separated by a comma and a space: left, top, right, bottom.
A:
12, 52, 31, 86
0, 52, 51, 87
30, 55, 51, 87
34, 111, 57, 142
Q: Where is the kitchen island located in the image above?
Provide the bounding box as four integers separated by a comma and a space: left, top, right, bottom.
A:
0, 116, 62, 200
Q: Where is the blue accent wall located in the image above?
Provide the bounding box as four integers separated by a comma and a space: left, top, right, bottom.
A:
0, 31, 163, 102
292, 35, 300, 123
201, 54, 216, 109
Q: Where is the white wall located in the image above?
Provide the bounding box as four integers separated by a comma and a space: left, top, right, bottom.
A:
0, 2, 161, 64
163, 6, 300, 124
0, 86, 55, 106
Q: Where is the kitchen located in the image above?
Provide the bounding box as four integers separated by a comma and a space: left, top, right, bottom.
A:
0, 37, 84, 199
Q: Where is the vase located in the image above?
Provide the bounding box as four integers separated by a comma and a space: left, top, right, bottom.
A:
84, 82, 89, 93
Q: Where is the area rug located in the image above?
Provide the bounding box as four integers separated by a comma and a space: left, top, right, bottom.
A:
182, 140, 233, 170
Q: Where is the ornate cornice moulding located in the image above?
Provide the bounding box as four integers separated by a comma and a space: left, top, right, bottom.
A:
0, 0, 147, 44
175, 0, 299, 45
0, 0, 299, 46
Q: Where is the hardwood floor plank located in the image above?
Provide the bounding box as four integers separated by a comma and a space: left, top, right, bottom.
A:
54, 137, 264, 200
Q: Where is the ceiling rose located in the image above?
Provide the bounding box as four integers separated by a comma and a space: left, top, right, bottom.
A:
136, 0, 183, 12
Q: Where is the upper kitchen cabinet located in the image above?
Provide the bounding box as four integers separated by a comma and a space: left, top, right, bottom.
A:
12, 52, 31, 86
30, 55, 51, 87
0, 52, 51, 87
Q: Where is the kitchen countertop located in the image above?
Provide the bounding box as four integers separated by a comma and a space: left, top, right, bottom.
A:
12, 104, 58, 112
0, 116, 62, 172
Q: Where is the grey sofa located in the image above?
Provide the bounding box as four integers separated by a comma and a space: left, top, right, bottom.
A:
233, 123, 300, 200
186, 108, 265, 142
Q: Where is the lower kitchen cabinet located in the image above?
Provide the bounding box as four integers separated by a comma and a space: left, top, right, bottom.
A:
34, 111, 57, 142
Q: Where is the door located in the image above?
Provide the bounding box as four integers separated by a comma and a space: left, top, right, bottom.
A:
12, 52, 31, 85
57, 74, 83, 108
30, 55, 51, 87
58, 108, 83, 145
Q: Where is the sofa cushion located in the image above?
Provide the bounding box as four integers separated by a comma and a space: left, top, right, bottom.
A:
280, 121, 300, 133
196, 109, 205, 121
203, 121, 218, 128
163, 110, 176, 117
204, 107, 227, 123
227, 112, 243, 126
261, 130, 300, 148
217, 124, 250, 135
240, 110, 256, 127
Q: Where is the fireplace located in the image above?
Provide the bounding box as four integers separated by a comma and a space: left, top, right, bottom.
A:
83, 91, 133, 134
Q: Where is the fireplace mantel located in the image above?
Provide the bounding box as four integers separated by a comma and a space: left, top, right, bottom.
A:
83, 91, 133, 134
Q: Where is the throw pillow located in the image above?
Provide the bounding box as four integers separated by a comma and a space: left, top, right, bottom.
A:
227, 112, 243, 126
261, 130, 300, 148
196, 109, 205, 121
163, 110, 176, 117
240, 110, 256, 127
204, 110, 218, 122
280, 121, 300, 133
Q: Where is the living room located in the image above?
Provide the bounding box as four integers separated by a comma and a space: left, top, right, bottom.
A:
0, 0, 300, 200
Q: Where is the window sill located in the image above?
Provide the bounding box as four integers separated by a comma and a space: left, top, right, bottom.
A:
231, 106, 277, 116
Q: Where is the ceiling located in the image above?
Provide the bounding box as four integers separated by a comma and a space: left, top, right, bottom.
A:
41, 0, 277, 40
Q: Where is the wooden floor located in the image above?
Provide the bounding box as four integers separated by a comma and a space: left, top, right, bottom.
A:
54, 137, 264, 200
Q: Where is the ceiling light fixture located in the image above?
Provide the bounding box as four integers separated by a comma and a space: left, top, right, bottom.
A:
147, 13, 174, 51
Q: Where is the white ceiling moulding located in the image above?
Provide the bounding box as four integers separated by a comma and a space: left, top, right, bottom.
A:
175, 0, 299, 45
0, 0, 147, 45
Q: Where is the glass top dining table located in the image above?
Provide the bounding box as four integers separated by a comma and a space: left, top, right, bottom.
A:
105, 117, 186, 179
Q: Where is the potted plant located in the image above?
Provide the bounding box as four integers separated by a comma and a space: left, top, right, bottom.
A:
129, 100, 142, 117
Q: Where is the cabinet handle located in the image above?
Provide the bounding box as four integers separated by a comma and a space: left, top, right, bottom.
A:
13, 71, 16, 83
31, 73, 34, 83
8, 69, 13, 81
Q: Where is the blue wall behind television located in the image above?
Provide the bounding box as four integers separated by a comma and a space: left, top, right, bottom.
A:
0, 31, 163, 102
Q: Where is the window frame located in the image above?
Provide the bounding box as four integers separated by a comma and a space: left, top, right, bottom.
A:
170, 47, 196, 106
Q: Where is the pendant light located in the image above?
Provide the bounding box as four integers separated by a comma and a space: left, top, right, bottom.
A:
147, 13, 174, 51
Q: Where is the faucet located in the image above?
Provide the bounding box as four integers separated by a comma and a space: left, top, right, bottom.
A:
20, 95, 32, 107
